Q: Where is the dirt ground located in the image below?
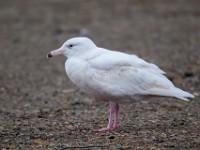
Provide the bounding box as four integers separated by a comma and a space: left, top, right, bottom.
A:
0, 0, 200, 149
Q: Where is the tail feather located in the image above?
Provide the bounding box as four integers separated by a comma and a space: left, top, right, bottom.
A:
173, 88, 194, 101
147, 87, 194, 101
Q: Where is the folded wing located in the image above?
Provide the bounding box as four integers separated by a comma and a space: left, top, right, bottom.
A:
87, 49, 193, 101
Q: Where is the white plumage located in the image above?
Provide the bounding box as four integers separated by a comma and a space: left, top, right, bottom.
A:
48, 37, 194, 131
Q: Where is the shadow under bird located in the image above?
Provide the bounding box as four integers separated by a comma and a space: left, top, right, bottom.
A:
47, 37, 194, 132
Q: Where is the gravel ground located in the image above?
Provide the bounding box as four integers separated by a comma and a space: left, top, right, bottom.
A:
0, 0, 200, 149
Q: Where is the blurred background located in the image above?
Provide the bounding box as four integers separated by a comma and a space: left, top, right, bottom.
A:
0, 0, 200, 149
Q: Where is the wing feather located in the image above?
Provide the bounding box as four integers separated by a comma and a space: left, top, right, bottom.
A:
89, 48, 165, 74
88, 60, 173, 98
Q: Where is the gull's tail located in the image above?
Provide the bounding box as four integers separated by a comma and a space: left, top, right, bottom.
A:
148, 87, 194, 101
172, 87, 194, 101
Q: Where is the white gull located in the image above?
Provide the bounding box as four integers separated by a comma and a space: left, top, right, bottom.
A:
47, 37, 194, 132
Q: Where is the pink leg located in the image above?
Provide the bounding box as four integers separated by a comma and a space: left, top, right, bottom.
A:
94, 102, 119, 132
113, 103, 119, 129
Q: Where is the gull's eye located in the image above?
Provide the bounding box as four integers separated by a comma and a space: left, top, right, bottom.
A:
68, 44, 73, 48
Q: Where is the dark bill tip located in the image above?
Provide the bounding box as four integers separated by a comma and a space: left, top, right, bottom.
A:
47, 52, 52, 59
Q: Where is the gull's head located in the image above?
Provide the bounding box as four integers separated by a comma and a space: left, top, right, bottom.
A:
47, 37, 96, 58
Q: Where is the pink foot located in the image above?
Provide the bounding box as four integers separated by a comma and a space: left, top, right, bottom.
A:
93, 127, 114, 132
112, 124, 119, 130
93, 102, 119, 132
93, 125, 119, 132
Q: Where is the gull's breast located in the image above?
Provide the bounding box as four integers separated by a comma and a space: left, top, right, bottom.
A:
65, 58, 98, 95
